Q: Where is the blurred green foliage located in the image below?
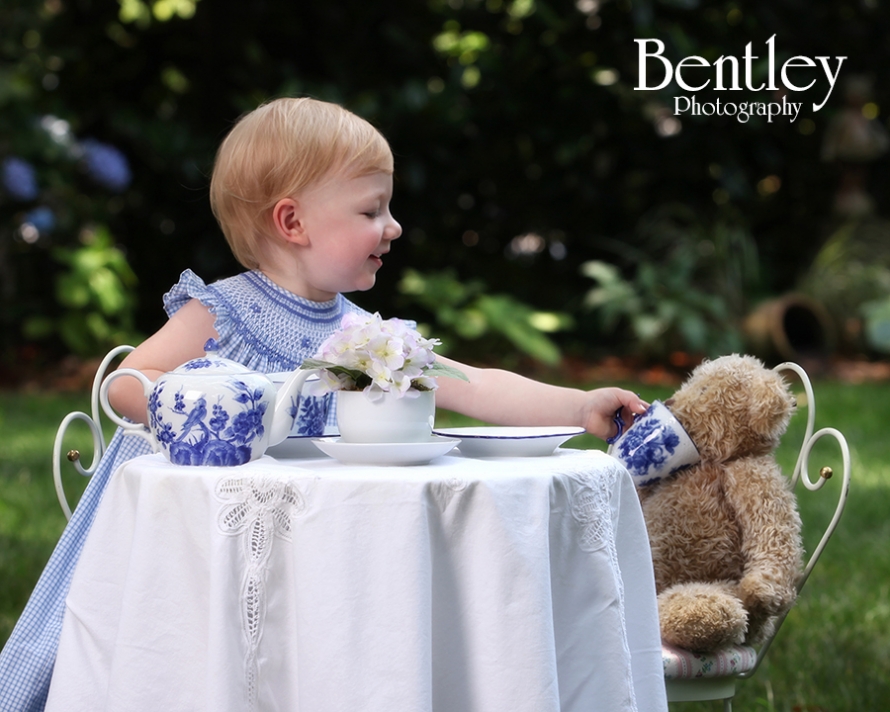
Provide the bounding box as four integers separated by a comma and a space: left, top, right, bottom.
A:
797, 218, 890, 355
2, 0, 890, 369
398, 268, 571, 365
581, 204, 758, 358
23, 226, 140, 355
0, 0, 144, 358
583, 258, 739, 357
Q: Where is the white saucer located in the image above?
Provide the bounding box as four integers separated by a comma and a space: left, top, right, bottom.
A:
432, 426, 585, 458
267, 433, 337, 459
310, 436, 460, 466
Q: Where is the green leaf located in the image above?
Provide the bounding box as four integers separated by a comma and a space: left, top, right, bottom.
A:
475, 294, 563, 365
580, 260, 622, 285
528, 311, 572, 333
56, 274, 90, 308
299, 358, 362, 382
428, 361, 470, 381
633, 314, 666, 342
89, 268, 127, 314
453, 308, 487, 338
299, 358, 338, 370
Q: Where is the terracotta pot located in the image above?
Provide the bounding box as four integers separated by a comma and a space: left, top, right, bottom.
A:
743, 294, 835, 362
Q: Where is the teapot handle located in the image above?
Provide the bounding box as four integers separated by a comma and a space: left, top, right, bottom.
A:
99, 369, 160, 451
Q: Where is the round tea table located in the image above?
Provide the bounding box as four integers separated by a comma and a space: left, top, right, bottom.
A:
45, 448, 667, 712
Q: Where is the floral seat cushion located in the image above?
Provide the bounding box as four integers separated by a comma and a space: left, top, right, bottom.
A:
663, 643, 758, 680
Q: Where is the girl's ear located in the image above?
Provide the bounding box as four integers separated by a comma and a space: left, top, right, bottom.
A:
271, 197, 309, 246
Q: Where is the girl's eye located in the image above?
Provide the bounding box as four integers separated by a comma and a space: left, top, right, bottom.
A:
363, 210, 380, 218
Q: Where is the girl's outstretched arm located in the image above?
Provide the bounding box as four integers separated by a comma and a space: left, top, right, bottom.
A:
433, 355, 648, 442
106, 298, 218, 424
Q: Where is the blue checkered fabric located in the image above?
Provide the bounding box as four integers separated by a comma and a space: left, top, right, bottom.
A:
0, 269, 370, 709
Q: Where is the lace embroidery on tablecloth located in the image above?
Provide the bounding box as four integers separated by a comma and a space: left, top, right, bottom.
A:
570, 469, 613, 553
216, 474, 308, 712
568, 457, 639, 712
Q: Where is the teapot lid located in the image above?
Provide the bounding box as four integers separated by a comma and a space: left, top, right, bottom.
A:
170, 338, 256, 376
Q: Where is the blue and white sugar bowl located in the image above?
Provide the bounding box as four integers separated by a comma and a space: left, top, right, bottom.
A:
607, 400, 701, 487
100, 339, 319, 466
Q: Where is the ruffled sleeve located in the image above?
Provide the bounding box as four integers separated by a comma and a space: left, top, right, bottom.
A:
161, 269, 368, 375
164, 268, 221, 319
162, 268, 239, 350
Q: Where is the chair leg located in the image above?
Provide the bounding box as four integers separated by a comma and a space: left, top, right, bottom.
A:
723, 697, 732, 712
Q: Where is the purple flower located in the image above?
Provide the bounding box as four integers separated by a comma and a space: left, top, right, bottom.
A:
24, 206, 55, 233
80, 139, 131, 192
2, 157, 39, 201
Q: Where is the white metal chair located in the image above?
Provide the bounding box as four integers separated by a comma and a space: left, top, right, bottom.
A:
663, 361, 851, 711
52, 345, 135, 519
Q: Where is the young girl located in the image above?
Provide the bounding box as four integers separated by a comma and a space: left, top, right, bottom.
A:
0, 97, 646, 710
108, 97, 646, 434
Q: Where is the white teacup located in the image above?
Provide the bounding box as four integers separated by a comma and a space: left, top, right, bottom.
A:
607, 400, 700, 486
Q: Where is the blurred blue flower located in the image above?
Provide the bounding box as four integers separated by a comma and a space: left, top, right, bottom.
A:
24, 206, 56, 233
2, 157, 39, 201
81, 139, 132, 192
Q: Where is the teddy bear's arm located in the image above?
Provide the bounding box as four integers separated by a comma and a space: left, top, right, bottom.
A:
722, 456, 804, 620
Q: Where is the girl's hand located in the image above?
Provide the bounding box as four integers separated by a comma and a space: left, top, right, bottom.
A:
581, 387, 649, 442
434, 355, 648, 443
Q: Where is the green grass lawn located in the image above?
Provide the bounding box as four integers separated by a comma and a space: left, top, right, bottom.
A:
0, 392, 101, 642
1, 378, 887, 710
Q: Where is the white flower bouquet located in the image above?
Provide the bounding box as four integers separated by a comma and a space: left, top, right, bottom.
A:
301, 312, 467, 400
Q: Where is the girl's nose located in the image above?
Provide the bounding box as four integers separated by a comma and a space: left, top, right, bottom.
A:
387, 215, 402, 241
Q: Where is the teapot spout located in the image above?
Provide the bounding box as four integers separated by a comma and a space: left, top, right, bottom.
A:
269, 369, 319, 446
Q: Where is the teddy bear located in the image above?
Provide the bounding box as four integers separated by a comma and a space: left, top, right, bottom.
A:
637, 354, 804, 653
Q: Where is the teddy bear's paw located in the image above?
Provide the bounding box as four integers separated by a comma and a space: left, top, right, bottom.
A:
739, 572, 797, 618
745, 613, 778, 646
658, 582, 748, 653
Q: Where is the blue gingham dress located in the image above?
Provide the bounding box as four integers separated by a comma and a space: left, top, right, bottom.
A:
0, 269, 368, 711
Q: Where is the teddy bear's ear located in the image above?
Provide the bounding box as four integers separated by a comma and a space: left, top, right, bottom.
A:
745, 368, 796, 447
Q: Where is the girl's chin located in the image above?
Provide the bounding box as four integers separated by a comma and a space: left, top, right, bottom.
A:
347, 275, 377, 293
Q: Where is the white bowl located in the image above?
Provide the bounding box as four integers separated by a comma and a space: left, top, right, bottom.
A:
432, 426, 585, 458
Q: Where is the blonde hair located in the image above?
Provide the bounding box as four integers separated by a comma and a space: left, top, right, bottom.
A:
210, 97, 394, 269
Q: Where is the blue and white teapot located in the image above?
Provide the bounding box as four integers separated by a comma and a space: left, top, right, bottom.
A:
100, 339, 319, 466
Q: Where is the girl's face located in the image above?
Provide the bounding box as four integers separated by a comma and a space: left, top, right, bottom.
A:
289, 171, 402, 301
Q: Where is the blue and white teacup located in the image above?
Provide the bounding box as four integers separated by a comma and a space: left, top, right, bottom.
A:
607, 400, 700, 487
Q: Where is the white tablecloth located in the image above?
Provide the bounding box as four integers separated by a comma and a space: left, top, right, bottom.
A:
46, 449, 667, 712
